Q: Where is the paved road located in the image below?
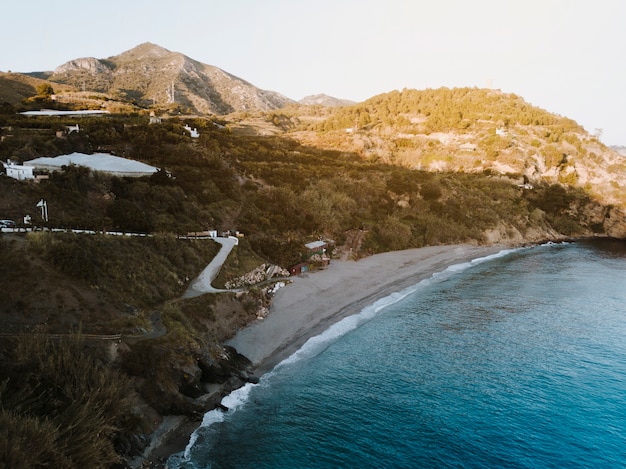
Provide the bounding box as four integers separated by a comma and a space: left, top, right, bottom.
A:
182, 237, 238, 298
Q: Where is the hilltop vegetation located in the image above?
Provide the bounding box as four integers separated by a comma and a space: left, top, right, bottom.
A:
318, 87, 580, 132
286, 88, 626, 210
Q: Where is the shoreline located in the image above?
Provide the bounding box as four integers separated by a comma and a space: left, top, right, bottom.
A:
144, 243, 509, 466
229, 243, 507, 374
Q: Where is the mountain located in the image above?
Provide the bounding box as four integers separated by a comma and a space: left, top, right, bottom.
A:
46, 42, 294, 114
299, 94, 356, 107
2, 44, 624, 220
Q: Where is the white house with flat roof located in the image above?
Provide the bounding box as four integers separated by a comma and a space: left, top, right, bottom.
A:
184, 125, 200, 138
2, 160, 34, 180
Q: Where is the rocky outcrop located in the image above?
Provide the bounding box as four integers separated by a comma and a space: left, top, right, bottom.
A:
600, 206, 626, 238
225, 263, 289, 289
54, 57, 112, 75
482, 222, 564, 245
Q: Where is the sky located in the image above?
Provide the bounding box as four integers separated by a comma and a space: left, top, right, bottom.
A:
2, 0, 626, 145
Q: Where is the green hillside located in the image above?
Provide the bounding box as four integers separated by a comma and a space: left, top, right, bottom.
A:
287, 88, 626, 210
1, 108, 618, 261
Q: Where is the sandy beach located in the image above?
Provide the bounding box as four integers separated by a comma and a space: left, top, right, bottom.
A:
228, 243, 505, 374
145, 243, 507, 466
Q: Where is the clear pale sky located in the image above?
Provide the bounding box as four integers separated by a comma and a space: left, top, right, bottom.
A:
2, 0, 625, 145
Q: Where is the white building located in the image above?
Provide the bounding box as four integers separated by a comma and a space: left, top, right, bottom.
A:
20, 109, 109, 117
3, 160, 34, 180
184, 125, 200, 138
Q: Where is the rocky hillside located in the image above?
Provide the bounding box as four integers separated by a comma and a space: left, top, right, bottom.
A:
41, 43, 294, 114
299, 94, 356, 107
285, 88, 626, 212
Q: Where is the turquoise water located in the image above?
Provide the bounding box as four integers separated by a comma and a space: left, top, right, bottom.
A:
171, 240, 626, 468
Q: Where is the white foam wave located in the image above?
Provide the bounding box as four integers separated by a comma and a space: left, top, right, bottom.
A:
220, 382, 256, 411
180, 410, 223, 462
178, 382, 258, 465
425, 249, 518, 285
176, 246, 521, 464
540, 240, 571, 247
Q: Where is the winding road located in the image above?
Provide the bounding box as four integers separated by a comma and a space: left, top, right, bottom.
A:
182, 236, 238, 298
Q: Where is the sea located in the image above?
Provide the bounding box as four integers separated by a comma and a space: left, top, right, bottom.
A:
169, 239, 626, 469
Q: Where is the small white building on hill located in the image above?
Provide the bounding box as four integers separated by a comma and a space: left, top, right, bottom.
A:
2, 160, 35, 180
184, 125, 200, 138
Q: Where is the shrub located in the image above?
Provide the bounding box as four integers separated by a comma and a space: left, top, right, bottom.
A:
420, 181, 442, 201
0, 409, 61, 469
27, 232, 220, 309
0, 334, 138, 467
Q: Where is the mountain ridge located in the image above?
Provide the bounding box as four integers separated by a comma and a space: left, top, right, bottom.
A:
284, 87, 626, 211
39, 42, 296, 114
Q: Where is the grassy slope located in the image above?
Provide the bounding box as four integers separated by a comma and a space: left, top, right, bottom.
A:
0, 232, 221, 334
0, 229, 267, 465
0, 73, 43, 104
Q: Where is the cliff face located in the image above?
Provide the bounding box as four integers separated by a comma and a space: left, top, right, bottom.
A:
54, 57, 113, 75
482, 212, 626, 244
596, 206, 626, 238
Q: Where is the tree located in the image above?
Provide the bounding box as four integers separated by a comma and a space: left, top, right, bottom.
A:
357, 111, 371, 128
36, 82, 54, 98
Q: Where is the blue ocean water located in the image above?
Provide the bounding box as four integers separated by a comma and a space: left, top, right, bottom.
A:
171, 240, 626, 469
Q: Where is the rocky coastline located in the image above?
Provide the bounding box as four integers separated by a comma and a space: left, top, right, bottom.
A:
134, 242, 517, 468
133, 234, 626, 468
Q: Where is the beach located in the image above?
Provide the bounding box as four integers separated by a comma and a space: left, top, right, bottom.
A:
178, 240, 626, 468
147, 243, 506, 466
228, 243, 505, 374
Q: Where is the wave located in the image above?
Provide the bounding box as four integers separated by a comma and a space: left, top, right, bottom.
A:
169, 247, 522, 467
176, 382, 257, 465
